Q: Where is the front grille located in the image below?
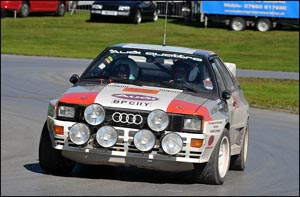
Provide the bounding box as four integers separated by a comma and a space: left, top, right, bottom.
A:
102, 5, 119, 10
59, 106, 185, 132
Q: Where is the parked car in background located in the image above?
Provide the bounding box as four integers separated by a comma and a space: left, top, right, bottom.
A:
90, 1, 158, 24
38, 43, 249, 185
0, 1, 68, 17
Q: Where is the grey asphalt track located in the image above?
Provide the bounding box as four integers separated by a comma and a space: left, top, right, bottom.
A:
1, 54, 299, 196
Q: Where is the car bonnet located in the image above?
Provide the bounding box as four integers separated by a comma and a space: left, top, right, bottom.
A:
58, 83, 209, 116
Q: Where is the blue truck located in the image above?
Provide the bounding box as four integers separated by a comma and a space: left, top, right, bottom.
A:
199, 1, 299, 31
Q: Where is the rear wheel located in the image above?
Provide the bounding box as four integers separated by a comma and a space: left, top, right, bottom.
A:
230, 123, 249, 170
55, 1, 66, 16
39, 121, 75, 175
193, 128, 231, 185
230, 17, 246, 31
18, 1, 30, 17
256, 18, 271, 32
133, 9, 142, 24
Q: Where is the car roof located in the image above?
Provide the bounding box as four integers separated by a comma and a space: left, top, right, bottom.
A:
110, 43, 216, 58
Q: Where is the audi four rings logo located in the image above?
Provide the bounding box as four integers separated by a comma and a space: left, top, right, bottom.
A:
112, 112, 143, 125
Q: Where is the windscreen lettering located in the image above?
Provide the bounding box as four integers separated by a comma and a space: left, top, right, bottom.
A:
109, 49, 203, 62
145, 52, 202, 61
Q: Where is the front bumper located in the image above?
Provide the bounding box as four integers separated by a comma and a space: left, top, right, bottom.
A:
90, 9, 131, 17
48, 116, 221, 168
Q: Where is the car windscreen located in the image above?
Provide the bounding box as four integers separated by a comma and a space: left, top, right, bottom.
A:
80, 48, 215, 94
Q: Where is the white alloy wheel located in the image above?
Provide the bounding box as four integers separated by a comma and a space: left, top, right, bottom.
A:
218, 136, 230, 178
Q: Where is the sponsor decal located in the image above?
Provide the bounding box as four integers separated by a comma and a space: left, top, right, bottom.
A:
232, 95, 239, 108
205, 135, 215, 149
210, 129, 221, 133
208, 136, 214, 146
112, 99, 151, 107
112, 94, 159, 101
207, 120, 224, 125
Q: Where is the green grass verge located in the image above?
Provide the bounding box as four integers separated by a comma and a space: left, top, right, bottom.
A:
238, 78, 299, 114
1, 11, 299, 72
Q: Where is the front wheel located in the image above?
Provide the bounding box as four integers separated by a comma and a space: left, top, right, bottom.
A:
152, 10, 158, 22
38, 121, 75, 175
230, 17, 246, 31
193, 128, 231, 185
18, 1, 30, 17
55, 1, 66, 16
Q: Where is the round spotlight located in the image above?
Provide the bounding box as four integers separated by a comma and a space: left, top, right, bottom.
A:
147, 109, 169, 132
134, 129, 156, 152
84, 104, 105, 126
96, 126, 118, 148
161, 133, 183, 155
69, 123, 90, 145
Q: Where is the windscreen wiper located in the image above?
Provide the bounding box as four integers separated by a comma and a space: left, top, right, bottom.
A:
109, 77, 142, 86
159, 81, 199, 93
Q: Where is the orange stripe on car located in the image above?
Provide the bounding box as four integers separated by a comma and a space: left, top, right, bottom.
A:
123, 87, 159, 94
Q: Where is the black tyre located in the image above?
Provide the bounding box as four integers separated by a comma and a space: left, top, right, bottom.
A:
133, 9, 142, 24
55, 1, 66, 16
256, 18, 271, 32
90, 14, 97, 22
193, 128, 231, 185
230, 123, 249, 170
38, 121, 75, 175
230, 17, 246, 31
18, 1, 30, 17
152, 10, 158, 22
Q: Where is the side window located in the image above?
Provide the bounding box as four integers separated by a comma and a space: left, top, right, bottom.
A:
211, 62, 226, 94
214, 58, 235, 91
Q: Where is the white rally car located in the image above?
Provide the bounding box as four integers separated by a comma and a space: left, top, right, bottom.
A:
39, 43, 249, 185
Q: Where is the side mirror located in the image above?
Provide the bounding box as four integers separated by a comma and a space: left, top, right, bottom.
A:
69, 74, 79, 84
222, 90, 232, 100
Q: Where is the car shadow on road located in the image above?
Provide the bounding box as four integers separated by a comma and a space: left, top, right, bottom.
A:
24, 162, 195, 184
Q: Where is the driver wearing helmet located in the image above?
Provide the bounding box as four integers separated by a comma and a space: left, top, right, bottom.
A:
111, 57, 139, 80
171, 59, 198, 83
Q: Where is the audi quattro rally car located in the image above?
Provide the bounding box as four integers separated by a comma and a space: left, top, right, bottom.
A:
39, 43, 249, 185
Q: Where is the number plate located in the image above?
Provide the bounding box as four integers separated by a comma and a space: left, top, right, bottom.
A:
102, 10, 117, 16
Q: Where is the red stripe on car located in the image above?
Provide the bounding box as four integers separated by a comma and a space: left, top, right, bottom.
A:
166, 99, 212, 121
59, 92, 98, 105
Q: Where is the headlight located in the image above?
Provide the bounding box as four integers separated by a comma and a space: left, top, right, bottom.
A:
118, 6, 130, 11
147, 110, 169, 132
69, 123, 90, 145
58, 106, 75, 118
161, 133, 183, 155
92, 4, 102, 9
96, 126, 118, 148
134, 129, 156, 152
183, 117, 202, 131
84, 104, 105, 126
